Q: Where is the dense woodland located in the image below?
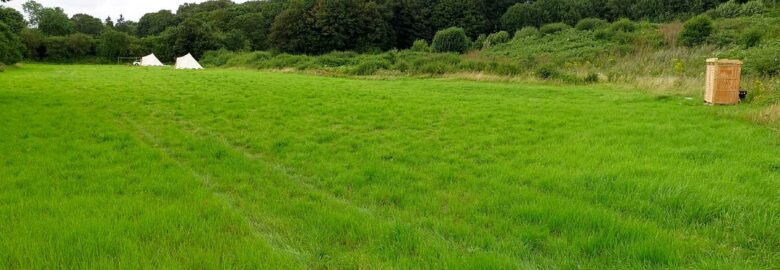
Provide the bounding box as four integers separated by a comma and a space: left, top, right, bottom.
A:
1, 0, 778, 65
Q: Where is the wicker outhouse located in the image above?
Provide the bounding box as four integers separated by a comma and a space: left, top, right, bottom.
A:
705, 58, 742, 105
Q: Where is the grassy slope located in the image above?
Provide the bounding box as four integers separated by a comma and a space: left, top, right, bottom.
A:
1, 64, 779, 269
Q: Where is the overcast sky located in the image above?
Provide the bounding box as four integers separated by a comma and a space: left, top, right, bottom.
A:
2, 0, 249, 21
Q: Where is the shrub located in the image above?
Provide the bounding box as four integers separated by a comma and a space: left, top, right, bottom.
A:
0, 21, 24, 65
484, 31, 510, 48
317, 52, 356, 67
45, 36, 70, 62
594, 29, 613, 40
741, 0, 766, 16
418, 62, 451, 74
487, 62, 523, 76
473, 34, 487, 50
709, 31, 739, 47
349, 59, 390, 75
576, 18, 608, 31
201, 49, 235, 66
679, 15, 713, 46
410, 39, 430, 52
97, 30, 132, 60
744, 42, 780, 76
610, 18, 636, 33
715, 0, 741, 18
392, 60, 411, 72
431, 27, 470, 53
584, 73, 599, 83
536, 65, 560, 79
741, 28, 763, 48
65, 33, 95, 59
19, 28, 46, 60
540, 23, 571, 35
514, 27, 539, 39
501, 3, 541, 32
269, 54, 313, 69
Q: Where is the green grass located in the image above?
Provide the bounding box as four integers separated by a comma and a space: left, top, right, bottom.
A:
1, 64, 780, 269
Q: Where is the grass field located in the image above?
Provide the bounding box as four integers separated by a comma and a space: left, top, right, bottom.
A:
1, 64, 779, 269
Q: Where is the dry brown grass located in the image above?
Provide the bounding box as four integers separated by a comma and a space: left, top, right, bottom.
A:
660, 22, 683, 48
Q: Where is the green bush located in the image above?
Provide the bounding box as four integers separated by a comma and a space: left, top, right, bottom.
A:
709, 31, 739, 47
484, 31, 510, 48
349, 59, 390, 75
679, 15, 713, 46
201, 49, 235, 66
744, 42, 780, 76
473, 34, 487, 50
540, 23, 571, 35
97, 30, 132, 60
741, 28, 763, 48
457, 60, 487, 72
419, 62, 450, 74
584, 73, 599, 83
392, 60, 411, 72
0, 21, 24, 65
410, 39, 430, 52
514, 27, 539, 39
594, 29, 613, 40
65, 33, 95, 59
741, 0, 766, 16
501, 3, 541, 32
715, 0, 741, 18
610, 18, 636, 33
575, 18, 608, 31
612, 31, 634, 45
486, 62, 523, 76
264, 53, 312, 69
45, 36, 69, 62
431, 27, 470, 53
317, 51, 356, 67
536, 65, 560, 79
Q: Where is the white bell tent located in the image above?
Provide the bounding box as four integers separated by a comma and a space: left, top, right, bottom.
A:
140, 54, 164, 67
175, 53, 204, 70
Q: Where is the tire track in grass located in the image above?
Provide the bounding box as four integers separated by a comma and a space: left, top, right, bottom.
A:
120, 116, 308, 261
117, 113, 527, 269
147, 112, 757, 269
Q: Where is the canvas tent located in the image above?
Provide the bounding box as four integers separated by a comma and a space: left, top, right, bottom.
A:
139, 54, 164, 67
175, 53, 204, 70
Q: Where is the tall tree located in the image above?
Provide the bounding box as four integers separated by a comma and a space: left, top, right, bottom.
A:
270, 1, 318, 54
137, 10, 179, 37
22, 0, 43, 27
38, 7, 73, 36
97, 29, 131, 59
389, 0, 434, 49
0, 7, 25, 33
431, 0, 488, 38
113, 14, 137, 35
71, 13, 103, 35
228, 12, 269, 50
172, 18, 219, 58
104, 16, 114, 28
312, 0, 363, 52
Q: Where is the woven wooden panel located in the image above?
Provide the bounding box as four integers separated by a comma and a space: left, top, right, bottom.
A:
705, 59, 742, 105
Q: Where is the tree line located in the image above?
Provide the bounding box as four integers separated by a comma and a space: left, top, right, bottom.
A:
1, 0, 774, 65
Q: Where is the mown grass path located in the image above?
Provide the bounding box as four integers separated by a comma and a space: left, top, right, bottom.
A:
1, 64, 779, 269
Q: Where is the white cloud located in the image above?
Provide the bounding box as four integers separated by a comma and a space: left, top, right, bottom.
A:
3, 0, 248, 21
